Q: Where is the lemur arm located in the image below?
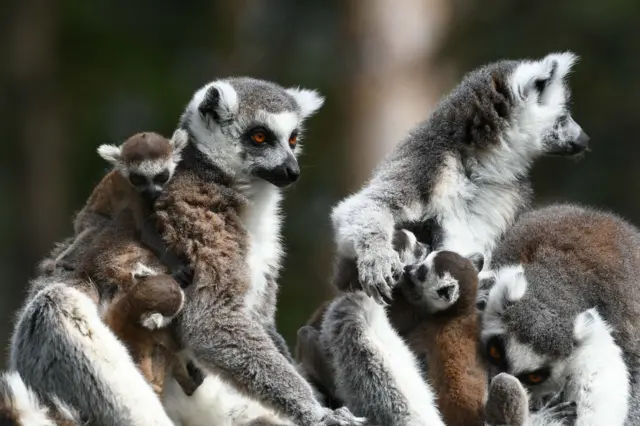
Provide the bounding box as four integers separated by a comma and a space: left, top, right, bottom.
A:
10, 284, 174, 426
320, 291, 445, 426
331, 180, 426, 304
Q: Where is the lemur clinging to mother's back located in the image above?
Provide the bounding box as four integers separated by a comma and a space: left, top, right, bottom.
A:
331, 52, 589, 304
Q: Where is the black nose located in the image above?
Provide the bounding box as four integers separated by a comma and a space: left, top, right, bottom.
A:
569, 130, 589, 154
437, 285, 455, 302
142, 188, 160, 201
286, 163, 300, 183
415, 264, 428, 282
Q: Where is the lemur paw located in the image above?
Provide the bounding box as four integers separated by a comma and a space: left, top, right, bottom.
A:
140, 312, 173, 330
172, 265, 194, 288
317, 407, 366, 425
356, 246, 402, 305
539, 394, 577, 425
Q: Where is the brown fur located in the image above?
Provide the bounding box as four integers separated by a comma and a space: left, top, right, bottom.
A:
121, 132, 172, 165
405, 252, 486, 426
102, 273, 199, 396
42, 132, 199, 396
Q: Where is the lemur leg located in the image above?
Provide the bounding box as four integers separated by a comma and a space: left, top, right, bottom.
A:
320, 291, 445, 426
10, 283, 174, 426
179, 297, 365, 426
565, 309, 630, 426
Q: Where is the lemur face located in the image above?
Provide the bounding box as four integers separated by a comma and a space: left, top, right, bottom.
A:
97, 130, 188, 201
183, 77, 324, 188
400, 249, 483, 314
479, 264, 581, 406
508, 52, 589, 157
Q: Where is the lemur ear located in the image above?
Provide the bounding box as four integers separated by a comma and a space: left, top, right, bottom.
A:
97, 144, 122, 165
467, 252, 485, 272
573, 307, 607, 344
286, 87, 325, 119
170, 128, 189, 153
514, 51, 578, 99
198, 81, 238, 123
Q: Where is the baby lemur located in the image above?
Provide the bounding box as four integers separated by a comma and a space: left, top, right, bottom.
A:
72, 130, 201, 397
400, 248, 487, 426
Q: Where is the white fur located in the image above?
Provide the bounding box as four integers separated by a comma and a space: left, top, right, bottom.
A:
132, 262, 160, 280
171, 128, 190, 152
430, 154, 527, 267
97, 144, 122, 165
238, 180, 284, 314
163, 372, 294, 426
2, 371, 58, 426
482, 265, 527, 340
44, 284, 174, 426
286, 87, 325, 119
355, 295, 445, 425
566, 309, 629, 426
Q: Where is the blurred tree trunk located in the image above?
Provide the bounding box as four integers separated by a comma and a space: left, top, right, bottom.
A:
6, 0, 67, 271
343, 0, 453, 188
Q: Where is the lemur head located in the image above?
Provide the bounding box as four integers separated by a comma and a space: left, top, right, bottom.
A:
400, 249, 484, 314
180, 77, 324, 187
98, 129, 188, 200
453, 51, 587, 168
502, 52, 588, 158
479, 264, 606, 404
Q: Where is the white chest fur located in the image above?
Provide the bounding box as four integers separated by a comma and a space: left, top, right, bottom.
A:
239, 181, 284, 312
429, 155, 524, 265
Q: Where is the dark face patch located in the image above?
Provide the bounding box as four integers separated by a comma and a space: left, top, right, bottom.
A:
121, 132, 172, 164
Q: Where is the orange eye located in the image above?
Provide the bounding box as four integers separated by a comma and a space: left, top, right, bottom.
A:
489, 345, 501, 360
527, 374, 544, 384
252, 131, 266, 143
289, 134, 298, 146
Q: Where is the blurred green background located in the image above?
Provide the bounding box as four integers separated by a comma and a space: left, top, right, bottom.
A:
1, 0, 639, 369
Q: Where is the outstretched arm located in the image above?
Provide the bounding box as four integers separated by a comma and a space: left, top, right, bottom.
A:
10, 283, 173, 426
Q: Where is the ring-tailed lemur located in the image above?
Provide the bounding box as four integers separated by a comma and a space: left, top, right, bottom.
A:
10, 131, 198, 425
331, 52, 589, 304
150, 77, 363, 426
0, 371, 81, 425
481, 204, 640, 425
398, 249, 487, 426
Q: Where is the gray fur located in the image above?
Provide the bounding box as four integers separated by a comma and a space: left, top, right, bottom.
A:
481, 204, 639, 423
331, 52, 587, 304
320, 292, 445, 426
484, 373, 577, 426
157, 77, 363, 425
10, 284, 174, 426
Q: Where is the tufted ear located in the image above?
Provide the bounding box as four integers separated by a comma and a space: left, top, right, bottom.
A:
512, 51, 578, 100
97, 144, 122, 166
169, 128, 189, 153
197, 81, 238, 123
286, 87, 325, 119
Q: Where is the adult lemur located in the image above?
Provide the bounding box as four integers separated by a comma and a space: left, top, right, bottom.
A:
12, 77, 363, 426
308, 53, 589, 425
331, 52, 589, 304
481, 204, 640, 425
